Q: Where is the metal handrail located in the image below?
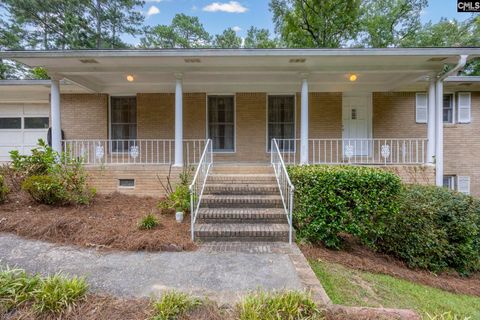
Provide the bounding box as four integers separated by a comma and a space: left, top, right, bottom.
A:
271, 138, 294, 244
189, 139, 213, 241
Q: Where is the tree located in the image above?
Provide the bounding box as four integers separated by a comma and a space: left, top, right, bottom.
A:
214, 28, 242, 48
140, 13, 211, 48
0, 9, 26, 79
359, 0, 428, 48
270, 0, 362, 48
244, 27, 277, 48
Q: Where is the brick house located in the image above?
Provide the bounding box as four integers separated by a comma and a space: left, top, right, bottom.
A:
1, 48, 479, 197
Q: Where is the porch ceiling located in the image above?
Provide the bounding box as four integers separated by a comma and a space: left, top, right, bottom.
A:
2, 48, 479, 94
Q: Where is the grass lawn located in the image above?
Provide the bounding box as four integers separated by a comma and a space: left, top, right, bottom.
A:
310, 260, 480, 319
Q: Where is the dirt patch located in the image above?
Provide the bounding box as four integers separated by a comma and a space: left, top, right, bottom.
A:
300, 236, 480, 297
3, 294, 230, 320
0, 191, 196, 252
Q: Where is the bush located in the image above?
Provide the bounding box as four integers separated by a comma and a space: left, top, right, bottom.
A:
378, 185, 480, 274
0, 175, 9, 203
288, 165, 402, 249
51, 158, 96, 205
22, 175, 66, 205
152, 291, 201, 320
236, 291, 322, 320
32, 274, 87, 314
138, 213, 159, 230
10, 139, 56, 177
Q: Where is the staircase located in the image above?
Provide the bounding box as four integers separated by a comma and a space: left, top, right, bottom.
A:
193, 164, 291, 242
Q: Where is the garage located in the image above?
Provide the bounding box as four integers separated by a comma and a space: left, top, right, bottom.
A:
0, 102, 49, 161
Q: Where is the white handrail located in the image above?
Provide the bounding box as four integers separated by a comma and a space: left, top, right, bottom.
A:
189, 139, 213, 241
271, 138, 294, 244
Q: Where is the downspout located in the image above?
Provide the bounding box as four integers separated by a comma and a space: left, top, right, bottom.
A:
434, 55, 468, 187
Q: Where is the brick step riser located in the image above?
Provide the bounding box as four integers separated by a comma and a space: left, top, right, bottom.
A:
196, 236, 289, 242
211, 169, 274, 175
202, 202, 282, 208
197, 217, 287, 224
207, 179, 277, 185
204, 189, 279, 195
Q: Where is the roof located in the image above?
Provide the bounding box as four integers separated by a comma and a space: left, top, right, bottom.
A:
1, 48, 480, 94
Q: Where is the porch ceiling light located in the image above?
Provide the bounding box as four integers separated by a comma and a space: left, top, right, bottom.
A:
126, 75, 134, 82
349, 74, 357, 82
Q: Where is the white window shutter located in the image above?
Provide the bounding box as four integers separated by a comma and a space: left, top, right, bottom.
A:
457, 176, 470, 195
415, 93, 428, 123
457, 92, 471, 123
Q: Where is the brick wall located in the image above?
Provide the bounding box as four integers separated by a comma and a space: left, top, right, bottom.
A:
444, 92, 480, 196
60, 94, 108, 139
137, 93, 175, 139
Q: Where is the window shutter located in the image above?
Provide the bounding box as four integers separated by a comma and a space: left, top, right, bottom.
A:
457, 92, 471, 123
457, 176, 470, 195
415, 93, 428, 123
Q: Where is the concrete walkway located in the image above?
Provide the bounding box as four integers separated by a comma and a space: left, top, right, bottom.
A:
0, 233, 306, 304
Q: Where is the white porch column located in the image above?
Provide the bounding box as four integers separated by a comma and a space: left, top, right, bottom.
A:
427, 79, 436, 164
300, 76, 309, 165
50, 78, 62, 153
174, 73, 183, 166
435, 79, 443, 186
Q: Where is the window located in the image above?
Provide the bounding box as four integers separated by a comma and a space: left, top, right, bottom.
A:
118, 179, 135, 188
24, 117, 49, 129
110, 96, 137, 152
443, 175, 456, 191
0, 117, 21, 129
268, 95, 295, 151
443, 94, 454, 123
207, 96, 235, 152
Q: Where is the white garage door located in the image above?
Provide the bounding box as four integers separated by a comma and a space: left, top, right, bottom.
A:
0, 103, 49, 162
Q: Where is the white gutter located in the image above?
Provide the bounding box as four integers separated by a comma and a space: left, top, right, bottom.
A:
434, 55, 468, 187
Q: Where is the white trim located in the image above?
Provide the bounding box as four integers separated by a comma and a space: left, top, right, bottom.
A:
265, 93, 297, 153
457, 92, 471, 123
205, 94, 236, 153
415, 92, 428, 124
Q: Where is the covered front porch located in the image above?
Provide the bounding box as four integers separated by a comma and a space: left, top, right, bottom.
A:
4, 48, 477, 189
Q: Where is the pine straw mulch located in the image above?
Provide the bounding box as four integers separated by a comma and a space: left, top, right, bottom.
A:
0, 191, 196, 252
2, 294, 228, 320
300, 235, 480, 297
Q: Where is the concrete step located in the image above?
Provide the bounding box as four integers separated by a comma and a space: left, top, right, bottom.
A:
208, 174, 277, 184
204, 184, 279, 195
202, 195, 283, 208
194, 223, 290, 242
210, 165, 273, 175
197, 208, 287, 223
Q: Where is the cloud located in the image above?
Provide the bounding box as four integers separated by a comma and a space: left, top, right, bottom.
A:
232, 26, 242, 32
146, 5, 160, 16
203, 1, 247, 13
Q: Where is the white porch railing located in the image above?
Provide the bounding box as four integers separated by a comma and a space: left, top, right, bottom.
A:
271, 138, 294, 244
275, 138, 428, 165
62, 139, 206, 165
189, 139, 213, 241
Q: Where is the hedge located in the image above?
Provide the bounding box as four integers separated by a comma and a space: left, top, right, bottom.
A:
379, 185, 480, 274
287, 165, 402, 249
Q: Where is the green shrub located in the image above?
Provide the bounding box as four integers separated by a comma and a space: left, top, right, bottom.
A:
32, 274, 87, 314
378, 185, 480, 274
237, 291, 322, 320
0, 268, 39, 312
0, 175, 9, 203
138, 213, 159, 230
288, 165, 402, 249
22, 175, 66, 205
10, 139, 56, 177
152, 290, 201, 320
51, 158, 96, 205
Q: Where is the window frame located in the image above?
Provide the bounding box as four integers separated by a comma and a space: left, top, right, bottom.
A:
206, 94, 236, 153
0, 117, 22, 130
23, 116, 50, 129
443, 175, 456, 191
443, 93, 455, 124
266, 93, 297, 153
108, 95, 138, 154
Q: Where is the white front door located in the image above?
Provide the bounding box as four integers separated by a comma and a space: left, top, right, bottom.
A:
342, 94, 372, 157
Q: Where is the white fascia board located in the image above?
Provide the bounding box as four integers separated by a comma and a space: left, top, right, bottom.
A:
445, 76, 480, 82
1, 48, 480, 59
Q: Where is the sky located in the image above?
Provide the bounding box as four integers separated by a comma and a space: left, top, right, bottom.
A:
137, 0, 475, 42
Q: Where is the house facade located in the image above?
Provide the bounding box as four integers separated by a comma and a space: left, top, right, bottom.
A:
1, 49, 479, 196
